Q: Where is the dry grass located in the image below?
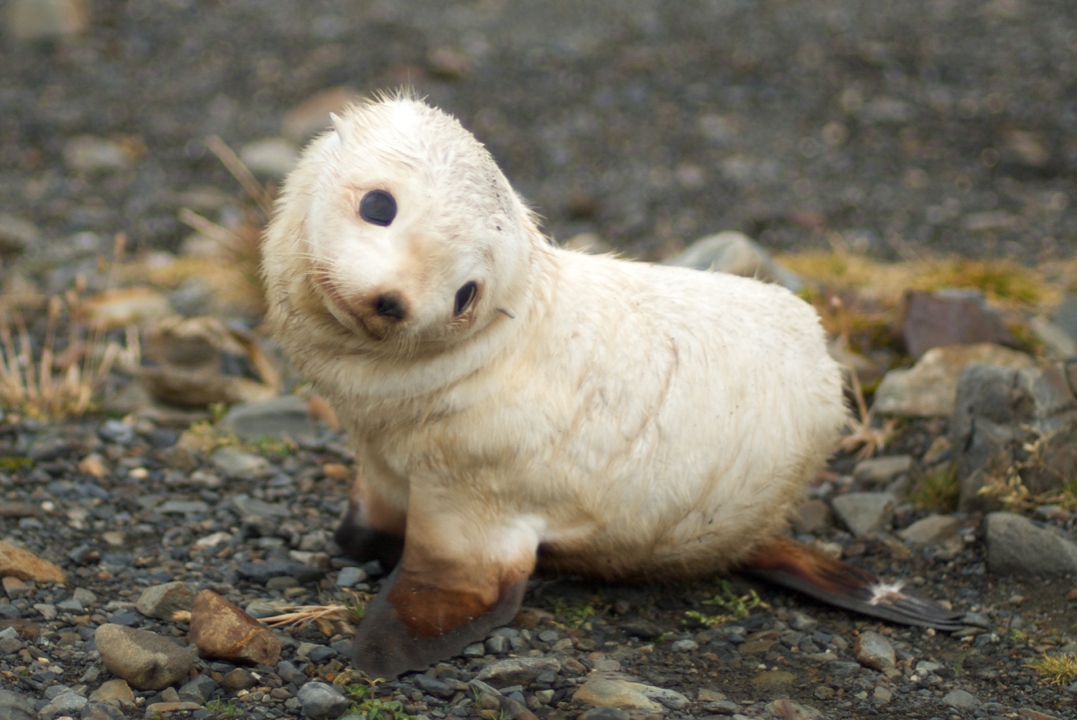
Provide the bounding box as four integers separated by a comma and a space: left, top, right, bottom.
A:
0, 235, 140, 421
1026, 653, 1077, 685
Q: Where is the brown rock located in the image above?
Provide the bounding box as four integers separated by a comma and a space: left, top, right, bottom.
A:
0, 539, 65, 583
189, 589, 281, 665
89, 679, 136, 708
894, 289, 1016, 360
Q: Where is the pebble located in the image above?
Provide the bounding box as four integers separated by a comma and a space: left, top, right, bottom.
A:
853, 630, 895, 671
853, 455, 912, 485
188, 589, 281, 665
94, 624, 195, 690
665, 231, 802, 291
942, 688, 982, 709
831, 492, 894, 537
296, 682, 350, 720
335, 565, 366, 587
62, 135, 131, 172
0, 539, 66, 583
238, 138, 300, 178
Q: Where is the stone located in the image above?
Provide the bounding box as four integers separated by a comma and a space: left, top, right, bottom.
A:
222, 395, 316, 443
874, 343, 1034, 417
5, 0, 87, 41
791, 498, 832, 535
411, 673, 454, 699
831, 492, 894, 537
750, 670, 797, 692
2, 576, 29, 599
1030, 316, 1077, 358
765, 698, 824, 719
63, 135, 131, 171
941, 688, 981, 709
664, 231, 802, 291
0, 539, 66, 583
211, 446, 272, 477
136, 581, 197, 621
189, 589, 282, 665
221, 667, 257, 692
898, 514, 961, 545
894, 289, 1016, 360
296, 681, 350, 720
89, 679, 135, 708
476, 657, 561, 688
985, 512, 1077, 577
853, 630, 895, 671
335, 565, 367, 588
239, 137, 300, 178
854, 455, 913, 485
237, 560, 326, 585
46, 690, 87, 715
0, 213, 38, 255
572, 679, 668, 715
94, 624, 195, 690
953, 362, 1077, 512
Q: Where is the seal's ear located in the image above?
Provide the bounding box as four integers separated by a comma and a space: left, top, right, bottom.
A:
330, 112, 351, 146
351, 500, 539, 679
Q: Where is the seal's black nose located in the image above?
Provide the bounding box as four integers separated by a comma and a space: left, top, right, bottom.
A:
374, 292, 407, 321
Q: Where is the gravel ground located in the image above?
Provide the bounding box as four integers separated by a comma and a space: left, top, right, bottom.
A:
2, 2, 1077, 720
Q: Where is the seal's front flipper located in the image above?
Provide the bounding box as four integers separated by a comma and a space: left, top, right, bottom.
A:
333, 473, 406, 571
742, 535, 967, 631
351, 505, 539, 679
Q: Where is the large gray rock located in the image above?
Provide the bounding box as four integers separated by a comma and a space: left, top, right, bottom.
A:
985, 512, 1077, 576
952, 362, 1077, 512
664, 231, 802, 291
222, 395, 316, 442
831, 492, 894, 537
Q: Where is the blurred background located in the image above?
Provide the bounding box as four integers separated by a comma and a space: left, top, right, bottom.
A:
1, 0, 1075, 268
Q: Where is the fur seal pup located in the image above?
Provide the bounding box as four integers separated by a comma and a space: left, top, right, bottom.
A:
261, 93, 964, 680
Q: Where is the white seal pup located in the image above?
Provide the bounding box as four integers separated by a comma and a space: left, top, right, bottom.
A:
261, 93, 963, 679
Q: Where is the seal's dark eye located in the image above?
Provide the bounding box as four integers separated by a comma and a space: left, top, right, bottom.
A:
359, 190, 397, 226
454, 281, 477, 316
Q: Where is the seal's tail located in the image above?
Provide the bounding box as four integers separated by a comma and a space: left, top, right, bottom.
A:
741, 534, 969, 631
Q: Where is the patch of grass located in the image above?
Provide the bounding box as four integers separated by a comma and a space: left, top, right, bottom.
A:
342, 682, 412, 720
0, 236, 140, 421
205, 698, 241, 717
686, 578, 768, 627
546, 596, 601, 628
1009, 629, 1031, 644
1026, 653, 1077, 685
910, 463, 961, 512
916, 257, 1045, 306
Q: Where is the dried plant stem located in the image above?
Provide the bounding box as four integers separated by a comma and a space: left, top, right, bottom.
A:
205, 135, 273, 215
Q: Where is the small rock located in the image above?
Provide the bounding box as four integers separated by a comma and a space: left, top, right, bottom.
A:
791, 499, 832, 535
237, 560, 325, 585
874, 343, 1034, 417
476, 657, 561, 688
0, 539, 66, 583
411, 673, 454, 699
223, 394, 316, 442
831, 492, 894, 537
89, 679, 135, 707
94, 624, 195, 690
765, 698, 824, 719
941, 688, 981, 709
985, 512, 1077, 576
578, 708, 630, 720
0, 688, 37, 720
188, 589, 282, 665
63, 135, 131, 171
1030, 316, 1077, 358
664, 231, 802, 291
750, 670, 797, 692
895, 290, 1016, 360
239, 138, 300, 178
221, 667, 257, 692
572, 679, 663, 715
47, 690, 87, 715
136, 582, 197, 621
211, 446, 272, 477
0, 213, 37, 255
335, 566, 367, 587
2, 576, 29, 599
297, 681, 350, 720
898, 514, 961, 545
6, 0, 87, 41
853, 455, 913, 485
853, 631, 895, 671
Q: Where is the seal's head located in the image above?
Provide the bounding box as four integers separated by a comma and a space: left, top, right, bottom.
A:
263, 93, 536, 359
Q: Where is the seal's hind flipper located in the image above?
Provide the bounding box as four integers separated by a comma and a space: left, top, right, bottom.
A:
742, 535, 967, 631
351, 503, 539, 679
333, 473, 407, 571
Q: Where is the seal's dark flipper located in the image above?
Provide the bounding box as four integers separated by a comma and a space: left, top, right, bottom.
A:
351, 505, 539, 679
742, 535, 967, 631
333, 474, 407, 571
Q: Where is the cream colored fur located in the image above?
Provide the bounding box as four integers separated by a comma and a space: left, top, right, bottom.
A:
262, 93, 848, 581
